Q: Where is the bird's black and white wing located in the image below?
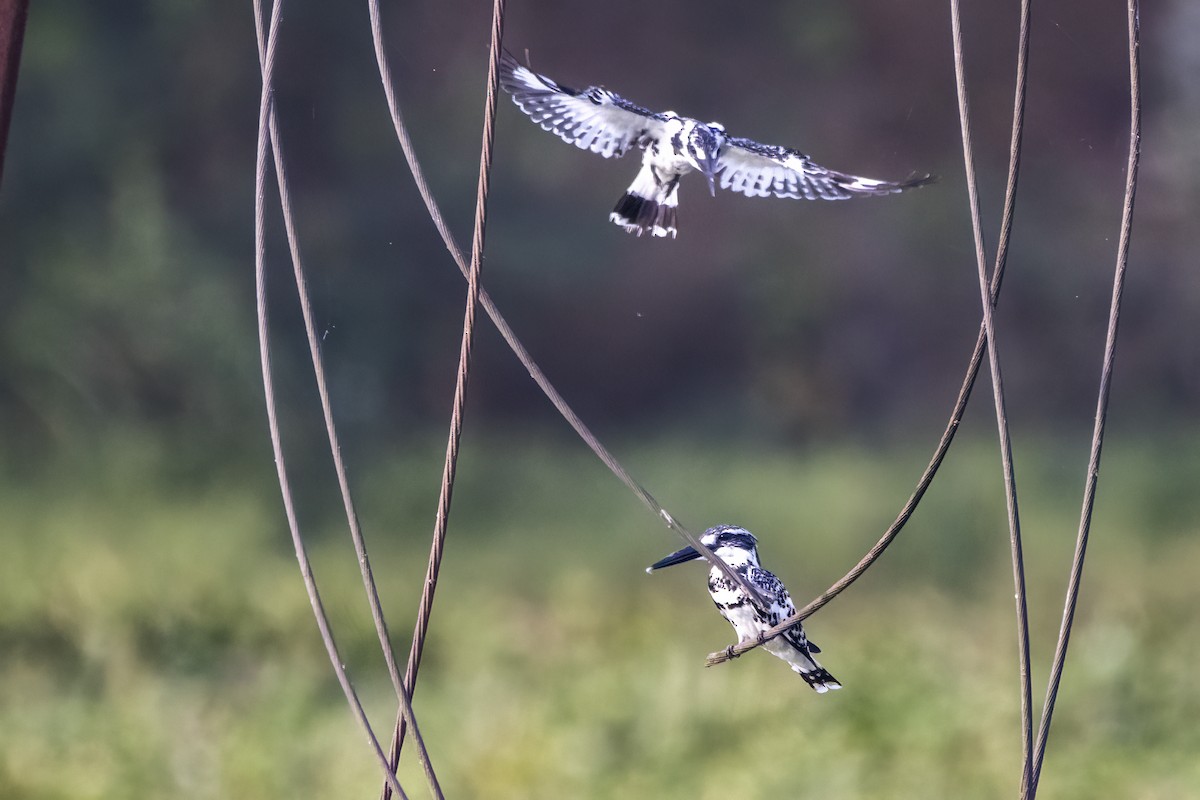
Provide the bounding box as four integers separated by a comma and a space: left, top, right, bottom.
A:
499, 52, 668, 159
717, 135, 934, 201
746, 565, 817, 654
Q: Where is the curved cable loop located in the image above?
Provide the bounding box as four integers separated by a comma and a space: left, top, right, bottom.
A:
1026, 3, 1141, 796
949, 0, 1033, 784
253, 1, 412, 797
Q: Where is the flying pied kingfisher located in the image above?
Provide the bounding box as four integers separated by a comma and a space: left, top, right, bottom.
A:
647, 524, 841, 693
499, 51, 933, 238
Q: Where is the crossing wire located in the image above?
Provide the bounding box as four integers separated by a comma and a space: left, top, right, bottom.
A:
252, 1, 413, 797
368, 3, 540, 796
950, 0, 1033, 785
1026, 2, 1141, 796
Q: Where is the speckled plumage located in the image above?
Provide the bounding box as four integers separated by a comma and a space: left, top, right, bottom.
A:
649, 524, 841, 693
499, 51, 932, 238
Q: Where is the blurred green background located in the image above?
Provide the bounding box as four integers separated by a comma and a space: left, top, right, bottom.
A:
2, 0, 1197, 797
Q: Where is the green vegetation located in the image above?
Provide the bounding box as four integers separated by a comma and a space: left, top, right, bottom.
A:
3, 433, 1198, 798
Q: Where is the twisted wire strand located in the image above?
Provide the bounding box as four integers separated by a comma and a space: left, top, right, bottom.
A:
253, 3, 409, 798
1027, 3, 1141, 796
378, 2, 511, 795
950, 0, 1033, 785
0, 0, 30, 186
252, 7, 441, 794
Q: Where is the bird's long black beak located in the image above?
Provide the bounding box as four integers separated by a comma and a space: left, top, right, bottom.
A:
646, 544, 703, 573
700, 158, 717, 197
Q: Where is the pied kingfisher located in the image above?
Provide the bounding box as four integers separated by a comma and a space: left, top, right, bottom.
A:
499, 51, 933, 238
647, 524, 841, 693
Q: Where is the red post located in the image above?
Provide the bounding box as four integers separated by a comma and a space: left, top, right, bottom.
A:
0, 0, 31, 188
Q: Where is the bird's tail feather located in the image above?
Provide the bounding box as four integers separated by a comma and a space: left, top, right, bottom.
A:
609, 166, 678, 238
790, 648, 842, 693
610, 193, 677, 238
765, 631, 843, 693
797, 663, 842, 694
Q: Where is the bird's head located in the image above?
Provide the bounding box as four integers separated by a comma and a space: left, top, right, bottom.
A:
682, 122, 725, 196
646, 524, 759, 573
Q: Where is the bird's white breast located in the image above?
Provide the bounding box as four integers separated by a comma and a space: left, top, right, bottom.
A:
708, 566, 769, 643
644, 116, 697, 178
722, 600, 767, 642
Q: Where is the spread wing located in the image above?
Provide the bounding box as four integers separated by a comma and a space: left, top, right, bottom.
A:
717, 135, 934, 201
747, 565, 818, 653
499, 51, 667, 159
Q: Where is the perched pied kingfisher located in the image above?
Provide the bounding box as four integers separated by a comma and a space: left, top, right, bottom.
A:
499, 51, 933, 238
647, 524, 841, 693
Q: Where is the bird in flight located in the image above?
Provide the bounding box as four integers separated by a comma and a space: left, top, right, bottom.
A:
499, 51, 933, 238
647, 524, 841, 692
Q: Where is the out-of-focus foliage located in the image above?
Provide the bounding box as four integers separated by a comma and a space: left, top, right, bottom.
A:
2, 436, 1200, 798
1, 0, 1196, 467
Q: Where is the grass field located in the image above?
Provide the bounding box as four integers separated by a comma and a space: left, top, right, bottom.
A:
2, 431, 1198, 798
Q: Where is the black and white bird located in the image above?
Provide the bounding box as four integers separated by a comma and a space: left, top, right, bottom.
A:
647, 524, 841, 693
499, 51, 933, 238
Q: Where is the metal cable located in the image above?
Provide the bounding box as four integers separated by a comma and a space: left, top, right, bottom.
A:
950, 0, 1034, 785
1026, 3, 1141, 795
379, 3, 508, 795
252, 7, 442, 791
252, 2, 409, 797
